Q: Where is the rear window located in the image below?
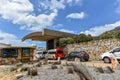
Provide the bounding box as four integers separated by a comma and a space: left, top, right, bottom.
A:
38, 52, 42, 54
48, 52, 55, 54
57, 51, 63, 54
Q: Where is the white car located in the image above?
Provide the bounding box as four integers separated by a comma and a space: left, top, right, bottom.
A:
35, 51, 47, 59
101, 47, 120, 63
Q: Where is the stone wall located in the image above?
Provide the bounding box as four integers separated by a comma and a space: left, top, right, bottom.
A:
65, 39, 120, 60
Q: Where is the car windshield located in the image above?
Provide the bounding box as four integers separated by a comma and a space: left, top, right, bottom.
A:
112, 48, 120, 53
38, 52, 42, 54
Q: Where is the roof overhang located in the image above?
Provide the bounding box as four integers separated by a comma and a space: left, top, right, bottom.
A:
22, 29, 76, 41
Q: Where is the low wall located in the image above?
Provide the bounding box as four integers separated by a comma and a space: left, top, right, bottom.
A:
65, 39, 120, 60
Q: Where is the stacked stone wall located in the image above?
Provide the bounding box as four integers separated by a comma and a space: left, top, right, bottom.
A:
65, 39, 120, 60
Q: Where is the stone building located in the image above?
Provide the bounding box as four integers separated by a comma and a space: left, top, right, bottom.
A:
0, 43, 35, 64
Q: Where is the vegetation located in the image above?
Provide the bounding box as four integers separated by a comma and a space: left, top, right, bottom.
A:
99, 32, 113, 39
114, 30, 120, 39
57, 27, 120, 48
57, 33, 93, 47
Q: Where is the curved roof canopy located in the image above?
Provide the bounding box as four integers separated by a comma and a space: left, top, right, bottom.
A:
22, 29, 76, 41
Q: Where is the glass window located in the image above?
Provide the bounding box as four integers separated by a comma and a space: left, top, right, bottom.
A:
2, 48, 18, 58
57, 51, 63, 54
38, 52, 42, 54
48, 52, 55, 54
22, 48, 30, 56
113, 48, 120, 53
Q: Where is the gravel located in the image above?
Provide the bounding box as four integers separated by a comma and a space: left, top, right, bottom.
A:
19, 65, 80, 80
1, 62, 120, 80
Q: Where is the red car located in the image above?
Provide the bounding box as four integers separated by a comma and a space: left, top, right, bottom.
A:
47, 48, 65, 59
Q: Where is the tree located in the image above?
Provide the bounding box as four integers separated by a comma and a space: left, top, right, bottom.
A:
114, 30, 120, 39
73, 34, 93, 43
87, 34, 93, 41
57, 37, 75, 47
99, 32, 113, 39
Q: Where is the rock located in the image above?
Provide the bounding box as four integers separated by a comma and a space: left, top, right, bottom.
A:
61, 60, 68, 66
42, 59, 48, 65
16, 68, 22, 72
67, 66, 74, 74
51, 65, 58, 69
96, 74, 116, 80
34, 62, 41, 67
52, 61, 61, 65
15, 73, 23, 79
10, 66, 17, 72
27, 67, 38, 76
21, 67, 28, 71
16, 62, 23, 67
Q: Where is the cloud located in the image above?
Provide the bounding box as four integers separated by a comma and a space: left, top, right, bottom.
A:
52, 24, 63, 28
0, 0, 83, 31
0, 29, 32, 46
82, 21, 120, 36
39, 0, 65, 13
0, 0, 57, 31
66, 0, 82, 6
66, 12, 86, 19
60, 29, 75, 33
39, 0, 82, 12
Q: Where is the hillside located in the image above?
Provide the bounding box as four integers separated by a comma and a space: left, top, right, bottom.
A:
100, 26, 120, 36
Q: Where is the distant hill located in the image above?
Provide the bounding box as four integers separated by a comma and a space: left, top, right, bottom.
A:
99, 26, 120, 36
108, 26, 120, 34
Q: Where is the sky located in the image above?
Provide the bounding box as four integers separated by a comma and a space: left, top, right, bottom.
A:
0, 0, 120, 47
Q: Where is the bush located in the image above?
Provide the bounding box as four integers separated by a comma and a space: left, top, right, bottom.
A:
73, 34, 93, 43
99, 32, 113, 39
114, 30, 120, 39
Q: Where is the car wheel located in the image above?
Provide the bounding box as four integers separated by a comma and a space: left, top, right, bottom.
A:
66, 57, 70, 61
80, 57, 85, 62
84, 59, 89, 61
103, 57, 111, 63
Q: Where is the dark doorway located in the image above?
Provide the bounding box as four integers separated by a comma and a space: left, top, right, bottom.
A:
47, 39, 54, 50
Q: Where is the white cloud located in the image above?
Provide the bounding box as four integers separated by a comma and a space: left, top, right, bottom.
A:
60, 29, 75, 33
52, 24, 63, 28
0, 30, 32, 46
82, 21, 120, 36
39, 0, 82, 12
0, 0, 57, 31
66, 12, 86, 19
66, 0, 82, 6
39, 0, 65, 13
0, 0, 83, 31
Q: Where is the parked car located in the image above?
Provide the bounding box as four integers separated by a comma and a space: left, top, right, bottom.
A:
65, 51, 89, 61
35, 51, 47, 59
101, 47, 120, 63
47, 48, 65, 59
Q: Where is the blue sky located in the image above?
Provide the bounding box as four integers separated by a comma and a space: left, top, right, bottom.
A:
0, 0, 120, 47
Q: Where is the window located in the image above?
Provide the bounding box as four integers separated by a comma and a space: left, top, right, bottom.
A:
22, 48, 30, 56
48, 52, 55, 54
2, 48, 18, 58
112, 48, 120, 53
57, 51, 63, 54
38, 52, 42, 54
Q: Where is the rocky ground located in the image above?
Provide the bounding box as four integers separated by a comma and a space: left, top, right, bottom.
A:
0, 60, 120, 80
